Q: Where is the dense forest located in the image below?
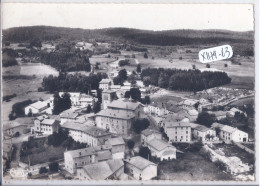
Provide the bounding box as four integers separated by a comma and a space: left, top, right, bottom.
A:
41, 72, 108, 93
3, 26, 254, 46
141, 68, 232, 91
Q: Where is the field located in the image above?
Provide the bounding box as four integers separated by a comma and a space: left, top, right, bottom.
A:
158, 152, 232, 181
2, 63, 57, 125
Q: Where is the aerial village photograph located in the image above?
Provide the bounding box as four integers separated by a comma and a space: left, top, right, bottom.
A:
1, 2, 256, 184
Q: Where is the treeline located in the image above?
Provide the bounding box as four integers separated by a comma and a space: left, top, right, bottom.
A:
141, 68, 231, 91
39, 49, 91, 72
41, 72, 108, 93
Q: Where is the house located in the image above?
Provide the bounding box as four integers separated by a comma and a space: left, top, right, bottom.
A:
145, 102, 170, 116
64, 144, 114, 174
102, 90, 117, 109
59, 92, 96, 108
78, 95, 96, 108
59, 92, 81, 106
59, 109, 79, 124
76, 159, 124, 180
110, 85, 121, 91
124, 156, 157, 180
99, 79, 112, 90
105, 137, 125, 159
3, 122, 28, 137
164, 122, 192, 143
141, 129, 162, 145
25, 101, 49, 115
208, 111, 227, 120
107, 99, 144, 119
31, 118, 60, 135
95, 108, 135, 135
177, 99, 197, 111
146, 139, 177, 161
161, 113, 187, 128
186, 109, 199, 122
219, 125, 248, 142
192, 124, 217, 141
62, 122, 112, 146
74, 113, 96, 126
227, 107, 246, 117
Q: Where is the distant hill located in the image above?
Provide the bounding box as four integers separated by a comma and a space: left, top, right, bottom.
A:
3, 26, 254, 46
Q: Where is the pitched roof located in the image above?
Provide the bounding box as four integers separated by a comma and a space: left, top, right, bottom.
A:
165, 122, 191, 128
62, 122, 111, 137
64, 147, 96, 158
106, 137, 125, 146
211, 122, 225, 129
41, 119, 59, 125
99, 79, 112, 84
194, 125, 212, 132
221, 125, 237, 133
82, 159, 124, 180
107, 99, 141, 111
141, 129, 161, 137
96, 150, 112, 161
36, 114, 49, 121
95, 108, 135, 120
188, 109, 199, 116
124, 156, 156, 170
28, 101, 48, 110
147, 139, 175, 152
60, 110, 79, 119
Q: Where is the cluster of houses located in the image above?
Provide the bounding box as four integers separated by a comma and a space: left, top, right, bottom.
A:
4, 74, 252, 180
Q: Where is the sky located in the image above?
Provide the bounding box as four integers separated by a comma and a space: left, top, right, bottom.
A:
2, 3, 254, 31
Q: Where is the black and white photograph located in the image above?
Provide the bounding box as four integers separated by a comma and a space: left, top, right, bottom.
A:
1, 2, 257, 184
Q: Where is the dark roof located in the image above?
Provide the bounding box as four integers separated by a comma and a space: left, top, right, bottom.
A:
124, 156, 156, 170
141, 129, 161, 137
62, 122, 111, 138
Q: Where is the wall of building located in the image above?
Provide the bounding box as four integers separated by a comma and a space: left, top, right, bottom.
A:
166, 127, 191, 142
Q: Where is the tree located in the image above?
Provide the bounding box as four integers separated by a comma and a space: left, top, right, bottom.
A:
206, 64, 210, 68
93, 102, 101, 113
132, 118, 150, 133
118, 69, 127, 80
30, 38, 42, 48
179, 56, 182, 60
113, 76, 124, 85
224, 64, 228, 67
139, 147, 151, 160
129, 88, 141, 101
86, 104, 92, 113
196, 112, 216, 127
49, 162, 59, 172
127, 140, 135, 149
144, 53, 148, 58
39, 167, 48, 174
192, 64, 196, 70
137, 64, 141, 73
143, 76, 151, 87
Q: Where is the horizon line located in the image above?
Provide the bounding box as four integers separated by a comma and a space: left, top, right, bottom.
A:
3, 25, 254, 33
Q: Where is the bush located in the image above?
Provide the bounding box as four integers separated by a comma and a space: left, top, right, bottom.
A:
139, 147, 151, 160
118, 59, 129, 67
49, 162, 59, 172
39, 167, 48, 174
224, 64, 228, 67
144, 53, 148, 58
179, 56, 182, 60
127, 140, 135, 149
3, 94, 17, 102
9, 99, 33, 119
206, 64, 210, 68
132, 118, 150, 134
38, 87, 44, 92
